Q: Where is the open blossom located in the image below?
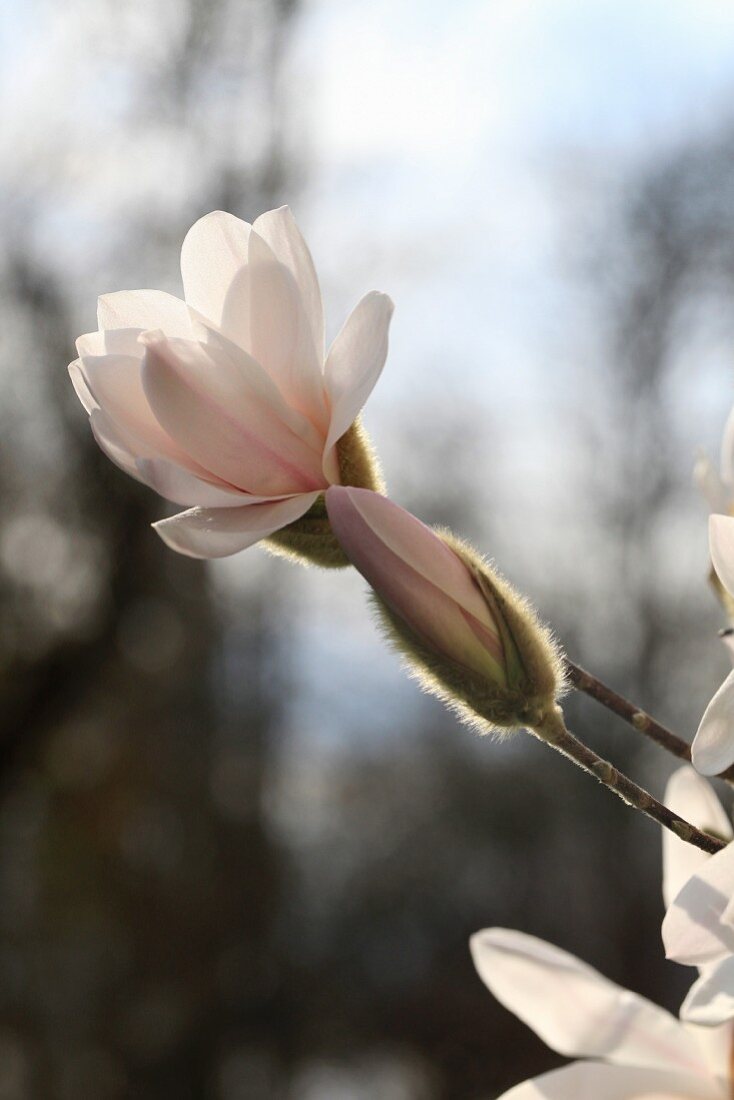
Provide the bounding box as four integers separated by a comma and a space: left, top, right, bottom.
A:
467, 769, 734, 1099
662, 763, 734, 1027
324, 486, 564, 731
691, 515, 734, 774
69, 207, 393, 558
471, 926, 734, 1099
663, 766, 734, 1026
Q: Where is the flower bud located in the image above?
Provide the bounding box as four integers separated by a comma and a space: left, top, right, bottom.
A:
325, 486, 565, 732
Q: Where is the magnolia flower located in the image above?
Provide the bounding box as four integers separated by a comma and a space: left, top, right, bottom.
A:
471, 926, 734, 1099
324, 486, 563, 731
663, 765, 734, 1025
69, 207, 393, 558
691, 515, 734, 774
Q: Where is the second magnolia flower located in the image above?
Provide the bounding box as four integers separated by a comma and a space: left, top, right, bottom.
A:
325, 487, 564, 731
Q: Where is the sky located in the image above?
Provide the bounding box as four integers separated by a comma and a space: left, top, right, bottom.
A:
6, 0, 734, 743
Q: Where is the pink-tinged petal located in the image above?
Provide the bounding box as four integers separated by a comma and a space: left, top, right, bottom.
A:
324, 291, 393, 452
470, 929, 705, 1075
135, 459, 249, 509
497, 1063, 720, 1100
141, 337, 327, 495
69, 359, 98, 414
692, 669, 734, 776
695, 453, 730, 515
253, 206, 324, 359
663, 767, 732, 909
78, 353, 203, 472
681, 958, 734, 1026
326, 488, 513, 686
189, 315, 325, 455
663, 839, 734, 966
180, 211, 251, 326
244, 229, 328, 431
710, 514, 734, 599
89, 410, 145, 481
328, 487, 496, 624
77, 327, 153, 361
97, 290, 192, 338
153, 493, 319, 559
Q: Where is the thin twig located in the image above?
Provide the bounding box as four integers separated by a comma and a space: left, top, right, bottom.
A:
533, 707, 726, 856
565, 658, 734, 784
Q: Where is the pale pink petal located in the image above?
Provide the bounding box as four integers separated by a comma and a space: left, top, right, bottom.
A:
663, 767, 732, 909
691, 669, 734, 776
78, 353, 202, 471
244, 229, 328, 430
135, 459, 250, 509
180, 210, 251, 326
663, 839, 734, 966
77, 328, 153, 361
497, 1063, 720, 1100
470, 929, 706, 1075
69, 359, 98, 414
253, 206, 324, 359
75, 332, 106, 357
710, 514, 734, 598
153, 493, 319, 559
97, 290, 192, 338
324, 291, 393, 453
189, 316, 325, 455
680, 958, 734, 1026
326, 487, 506, 683
328, 487, 498, 624
89, 410, 144, 481
141, 337, 326, 495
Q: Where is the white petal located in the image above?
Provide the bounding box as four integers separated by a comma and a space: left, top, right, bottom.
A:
69, 359, 98, 414
663, 767, 732, 909
89, 410, 146, 481
97, 290, 192, 337
663, 839, 734, 966
141, 337, 326, 495
692, 669, 734, 776
470, 929, 705, 1075
135, 459, 250, 509
496, 1062, 721, 1100
152, 493, 319, 559
79, 353, 201, 470
324, 291, 393, 453
681, 958, 734, 1026
245, 229, 327, 430
180, 211, 251, 326
190, 316, 325, 455
253, 206, 324, 359
710, 514, 734, 599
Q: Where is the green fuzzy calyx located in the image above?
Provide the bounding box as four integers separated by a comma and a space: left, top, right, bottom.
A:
263, 418, 384, 569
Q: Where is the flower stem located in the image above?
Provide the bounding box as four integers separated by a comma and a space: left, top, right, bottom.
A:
565, 658, 734, 784
532, 707, 726, 855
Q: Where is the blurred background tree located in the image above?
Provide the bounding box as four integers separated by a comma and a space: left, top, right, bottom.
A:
2, 1, 734, 1098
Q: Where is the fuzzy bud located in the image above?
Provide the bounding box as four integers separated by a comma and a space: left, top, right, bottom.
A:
325, 486, 565, 733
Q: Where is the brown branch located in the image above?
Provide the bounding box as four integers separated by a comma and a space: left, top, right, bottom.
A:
534, 708, 726, 855
565, 658, 734, 784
